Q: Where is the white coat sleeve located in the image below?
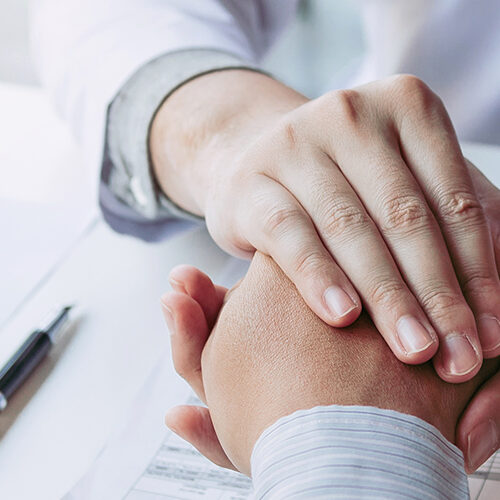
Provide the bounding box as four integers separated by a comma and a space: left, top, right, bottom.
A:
31, 1, 299, 240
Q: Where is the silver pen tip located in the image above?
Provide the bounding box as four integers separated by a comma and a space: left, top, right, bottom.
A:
44, 305, 75, 342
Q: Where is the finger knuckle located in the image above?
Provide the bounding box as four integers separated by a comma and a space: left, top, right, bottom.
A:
367, 279, 408, 308
323, 200, 369, 238
273, 116, 302, 151
378, 192, 431, 234
322, 89, 362, 126
390, 74, 443, 120
460, 269, 500, 297
419, 285, 469, 321
391, 74, 435, 102
262, 204, 303, 239
438, 188, 485, 226
292, 249, 327, 278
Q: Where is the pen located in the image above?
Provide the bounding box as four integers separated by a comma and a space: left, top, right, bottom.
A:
0, 305, 73, 411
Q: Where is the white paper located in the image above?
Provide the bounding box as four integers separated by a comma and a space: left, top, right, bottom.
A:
65, 258, 252, 500
469, 452, 500, 500
64, 356, 253, 500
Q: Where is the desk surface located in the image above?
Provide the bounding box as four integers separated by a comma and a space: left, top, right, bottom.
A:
0, 85, 499, 500
0, 84, 232, 499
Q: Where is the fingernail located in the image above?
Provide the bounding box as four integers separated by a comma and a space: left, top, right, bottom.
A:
169, 277, 187, 294
324, 286, 357, 319
441, 333, 480, 376
164, 409, 180, 433
160, 298, 175, 334
478, 315, 500, 354
467, 419, 498, 471
396, 316, 435, 354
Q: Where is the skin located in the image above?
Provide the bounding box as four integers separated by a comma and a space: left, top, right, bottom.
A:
151, 70, 500, 382
162, 255, 500, 475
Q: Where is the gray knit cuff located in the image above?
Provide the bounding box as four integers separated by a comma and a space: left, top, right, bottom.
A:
102, 48, 264, 222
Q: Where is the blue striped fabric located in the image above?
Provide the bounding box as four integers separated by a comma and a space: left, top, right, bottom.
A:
251, 406, 468, 499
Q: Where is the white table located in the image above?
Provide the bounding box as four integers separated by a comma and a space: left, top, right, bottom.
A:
0, 84, 231, 500
0, 84, 499, 500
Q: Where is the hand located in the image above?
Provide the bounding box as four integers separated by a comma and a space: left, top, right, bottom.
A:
161, 259, 500, 474
161, 265, 234, 470
152, 71, 500, 382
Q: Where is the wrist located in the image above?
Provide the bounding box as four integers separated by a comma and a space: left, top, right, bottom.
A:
150, 70, 307, 216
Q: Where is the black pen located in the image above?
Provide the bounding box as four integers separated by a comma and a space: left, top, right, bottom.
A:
0, 305, 73, 411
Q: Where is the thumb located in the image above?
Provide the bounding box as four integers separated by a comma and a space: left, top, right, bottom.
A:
456, 369, 500, 473
165, 405, 236, 471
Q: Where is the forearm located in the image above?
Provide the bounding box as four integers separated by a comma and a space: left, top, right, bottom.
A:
149, 70, 307, 216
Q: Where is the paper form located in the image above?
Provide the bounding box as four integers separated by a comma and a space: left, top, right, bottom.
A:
64, 353, 253, 499
65, 257, 252, 500
124, 397, 252, 500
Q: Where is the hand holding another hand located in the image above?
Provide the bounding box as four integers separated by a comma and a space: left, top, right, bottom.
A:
153, 72, 500, 382
161, 254, 500, 475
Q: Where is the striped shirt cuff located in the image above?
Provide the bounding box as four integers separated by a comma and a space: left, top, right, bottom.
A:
251, 405, 469, 500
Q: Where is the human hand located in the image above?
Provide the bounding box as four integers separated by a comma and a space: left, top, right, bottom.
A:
152, 71, 500, 382
161, 257, 500, 474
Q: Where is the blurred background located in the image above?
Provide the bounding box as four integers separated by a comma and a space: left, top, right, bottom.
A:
0, 0, 364, 94
0, 0, 37, 84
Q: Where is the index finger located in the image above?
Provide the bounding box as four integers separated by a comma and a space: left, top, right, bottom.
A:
169, 265, 228, 327
161, 291, 209, 402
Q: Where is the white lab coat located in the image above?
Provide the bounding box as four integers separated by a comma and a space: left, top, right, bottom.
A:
31, 0, 500, 186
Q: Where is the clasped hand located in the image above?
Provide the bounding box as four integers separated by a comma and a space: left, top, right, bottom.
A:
155, 74, 500, 381
161, 256, 500, 475
152, 74, 500, 474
